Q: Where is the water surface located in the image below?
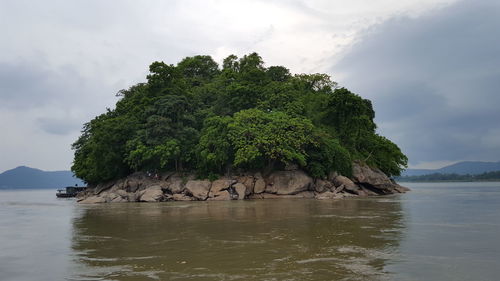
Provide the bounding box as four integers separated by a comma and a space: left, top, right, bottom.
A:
1, 182, 500, 280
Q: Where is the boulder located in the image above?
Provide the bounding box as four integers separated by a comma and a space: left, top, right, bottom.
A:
79, 196, 106, 204
115, 189, 129, 198
209, 178, 232, 198
253, 173, 266, 194
314, 179, 333, 193
233, 183, 247, 200
352, 163, 392, 186
185, 180, 211, 200
124, 177, 142, 193
101, 191, 120, 202
351, 162, 409, 194
333, 175, 360, 194
333, 184, 345, 194
207, 190, 232, 201
127, 192, 139, 202
265, 170, 313, 195
333, 175, 357, 189
165, 175, 185, 194
139, 186, 164, 202
238, 176, 255, 195
95, 181, 114, 194
111, 196, 128, 203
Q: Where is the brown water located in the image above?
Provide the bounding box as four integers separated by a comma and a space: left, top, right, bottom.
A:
1, 182, 500, 280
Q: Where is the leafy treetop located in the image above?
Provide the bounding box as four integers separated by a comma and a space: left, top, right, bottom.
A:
72, 53, 407, 184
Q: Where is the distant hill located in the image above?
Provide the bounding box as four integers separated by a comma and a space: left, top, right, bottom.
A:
402, 161, 500, 176
0, 166, 84, 189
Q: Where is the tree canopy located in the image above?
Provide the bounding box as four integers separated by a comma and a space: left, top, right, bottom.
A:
72, 53, 407, 184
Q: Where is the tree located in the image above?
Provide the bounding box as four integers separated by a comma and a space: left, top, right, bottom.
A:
228, 109, 314, 171
72, 52, 408, 184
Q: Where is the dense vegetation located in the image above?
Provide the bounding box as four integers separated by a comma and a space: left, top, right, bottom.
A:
397, 170, 500, 182
72, 53, 407, 185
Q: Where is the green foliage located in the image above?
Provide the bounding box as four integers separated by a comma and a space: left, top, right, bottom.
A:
304, 130, 352, 178
228, 109, 314, 170
196, 116, 234, 174
72, 53, 408, 184
361, 134, 408, 177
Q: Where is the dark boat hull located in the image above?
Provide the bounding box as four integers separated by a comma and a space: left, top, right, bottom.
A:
56, 193, 77, 198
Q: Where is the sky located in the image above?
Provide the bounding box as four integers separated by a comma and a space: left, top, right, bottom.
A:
0, 0, 498, 172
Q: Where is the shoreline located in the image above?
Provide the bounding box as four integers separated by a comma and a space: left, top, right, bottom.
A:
77, 163, 409, 204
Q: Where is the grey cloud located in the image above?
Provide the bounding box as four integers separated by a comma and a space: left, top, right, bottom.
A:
332, 0, 500, 166
37, 117, 82, 136
0, 62, 55, 108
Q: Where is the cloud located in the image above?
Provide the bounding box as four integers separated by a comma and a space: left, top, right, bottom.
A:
0, 0, 458, 172
332, 0, 500, 167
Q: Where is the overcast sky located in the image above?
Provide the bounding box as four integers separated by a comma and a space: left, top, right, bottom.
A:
1, 0, 497, 172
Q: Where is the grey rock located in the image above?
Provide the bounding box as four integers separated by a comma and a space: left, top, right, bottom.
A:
265, 170, 313, 195
140, 186, 164, 202
314, 179, 333, 193
253, 172, 266, 194
207, 190, 232, 201
233, 183, 247, 200
185, 180, 211, 200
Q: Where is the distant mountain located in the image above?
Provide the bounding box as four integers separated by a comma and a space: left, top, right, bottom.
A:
402, 161, 500, 176
0, 166, 84, 189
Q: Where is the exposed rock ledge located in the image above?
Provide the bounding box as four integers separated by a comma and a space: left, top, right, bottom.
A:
77, 162, 409, 204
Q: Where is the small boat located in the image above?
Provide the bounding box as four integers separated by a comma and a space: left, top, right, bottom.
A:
56, 186, 87, 198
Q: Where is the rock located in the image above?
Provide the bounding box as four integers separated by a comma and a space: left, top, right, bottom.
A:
207, 190, 232, 201
351, 162, 410, 194
125, 177, 142, 193
139, 186, 164, 202
127, 192, 139, 202
314, 179, 333, 193
315, 191, 341, 200
352, 163, 391, 186
233, 183, 247, 200
172, 193, 194, 201
185, 180, 211, 200
79, 196, 106, 204
333, 175, 360, 194
333, 175, 357, 189
116, 189, 129, 198
165, 175, 185, 194
291, 191, 315, 198
111, 196, 128, 203
209, 178, 232, 198
102, 192, 119, 202
360, 187, 379, 196
249, 191, 314, 199
253, 173, 266, 194
265, 170, 313, 195
238, 176, 255, 195
95, 181, 114, 194
395, 185, 411, 193
333, 184, 345, 194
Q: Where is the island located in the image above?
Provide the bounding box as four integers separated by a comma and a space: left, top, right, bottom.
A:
72, 53, 409, 203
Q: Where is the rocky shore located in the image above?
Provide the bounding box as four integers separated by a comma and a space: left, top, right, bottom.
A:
77, 162, 409, 203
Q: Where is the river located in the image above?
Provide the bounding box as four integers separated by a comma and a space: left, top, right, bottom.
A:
1, 182, 499, 280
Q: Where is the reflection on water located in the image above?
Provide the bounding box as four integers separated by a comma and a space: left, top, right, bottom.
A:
71, 198, 405, 280
4, 183, 498, 280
